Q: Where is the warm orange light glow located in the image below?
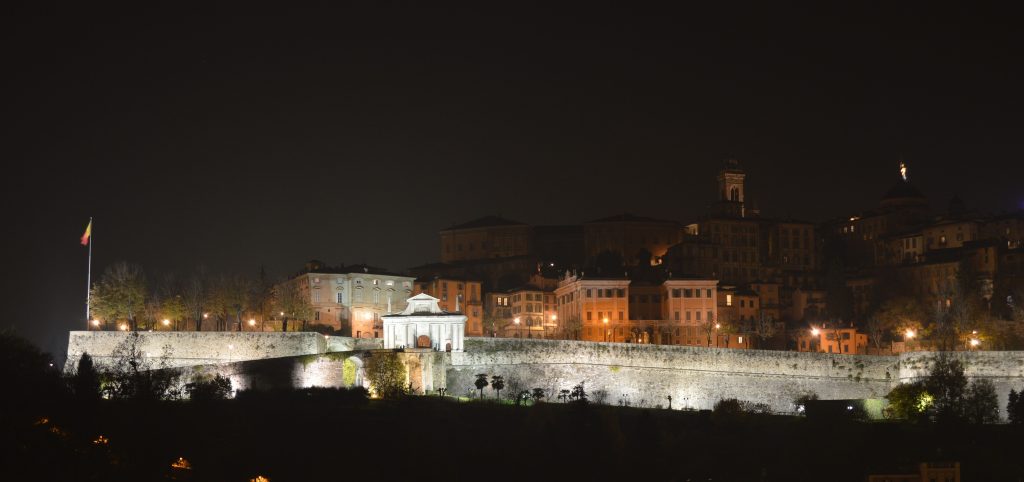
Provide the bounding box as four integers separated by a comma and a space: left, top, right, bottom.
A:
810, 327, 820, 336
603, 318, 609, 324
162, 319, 170, 326
119, 324, 128, 331
250, 476, 270, 482
550, 314, 557, 321
905, 329, 916, 339
970, 338, 980, 347
248, 319, 256, 326
714, 323, 721, 329
514, 317, 520, 325
93, 435, 109, 445
91, 319, 100, 327
171, 457, 192, 470
203, 313, 209, 319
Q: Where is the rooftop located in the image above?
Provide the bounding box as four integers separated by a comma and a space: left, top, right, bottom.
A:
443, 215, 527, 231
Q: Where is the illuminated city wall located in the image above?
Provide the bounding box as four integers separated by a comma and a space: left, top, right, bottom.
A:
65, 332, 1024, 418
64, 331, 381, 372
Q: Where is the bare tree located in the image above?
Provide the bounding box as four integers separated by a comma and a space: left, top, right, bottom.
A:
182, 266, 209, 331
754, 309, 777, 347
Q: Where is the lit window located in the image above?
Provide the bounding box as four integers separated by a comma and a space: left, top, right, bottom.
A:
726, 294, 733, 306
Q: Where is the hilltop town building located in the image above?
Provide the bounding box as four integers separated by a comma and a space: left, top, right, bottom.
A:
280, 261, 415, 338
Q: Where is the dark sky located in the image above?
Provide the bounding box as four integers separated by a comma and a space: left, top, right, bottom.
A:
4, 4, 1023, 358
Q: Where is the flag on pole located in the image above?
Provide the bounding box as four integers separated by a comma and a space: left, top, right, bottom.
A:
81, 220, 92, 246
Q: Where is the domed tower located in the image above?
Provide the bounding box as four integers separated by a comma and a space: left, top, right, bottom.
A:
879, 160, 928, 211
714, 158, 747, 218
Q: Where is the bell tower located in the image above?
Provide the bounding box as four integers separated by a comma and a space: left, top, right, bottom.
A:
714, 158, 746, 218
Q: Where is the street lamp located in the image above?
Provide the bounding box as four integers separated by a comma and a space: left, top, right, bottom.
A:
162, 319, 170, 328
905, 329, 915, 339
970, 338, 981, 349
91, 319, 100, 329
248, 319, 256, 329
514, 317, 521, 338
119, 323, 128, 331
603, 317, 609, 342
810, 327, 820, 336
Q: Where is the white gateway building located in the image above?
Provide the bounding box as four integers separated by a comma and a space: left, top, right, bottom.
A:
382, 293, 467, 352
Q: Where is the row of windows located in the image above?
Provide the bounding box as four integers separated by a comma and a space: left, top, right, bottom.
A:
586, 311, 624, 321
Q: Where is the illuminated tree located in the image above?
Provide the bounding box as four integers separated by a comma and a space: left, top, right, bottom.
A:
870, 296, 927, 348
364, 351, 407, 399
210, 274, 253, 332
90, 261, 147, 331
273, 281, 313, 332
754, 309, 776, 346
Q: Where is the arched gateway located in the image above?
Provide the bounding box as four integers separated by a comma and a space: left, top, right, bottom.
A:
381, 293, 468, 352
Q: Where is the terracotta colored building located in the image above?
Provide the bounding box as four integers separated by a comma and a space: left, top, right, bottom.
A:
415, 276, 484, 336
439, 216, 531, 263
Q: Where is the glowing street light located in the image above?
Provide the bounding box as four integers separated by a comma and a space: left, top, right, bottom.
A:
203, 313, 209, 319
905, 329, 916, 340
810, 327, 820, 336
550, 314, 557, 321
248, 319, 256, 327
970, 338, 980, 348
715, 323, 721, 329
91, 319, 100, 327
162, 319, 170, 327
119, 324, 128, 331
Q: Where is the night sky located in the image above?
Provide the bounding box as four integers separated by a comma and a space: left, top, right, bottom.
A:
5, 5, 1022, 358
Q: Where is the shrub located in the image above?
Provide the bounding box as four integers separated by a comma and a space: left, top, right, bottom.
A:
185, 374, 232, 401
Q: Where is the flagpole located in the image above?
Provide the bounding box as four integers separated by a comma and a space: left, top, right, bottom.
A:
86, 217, 93, 329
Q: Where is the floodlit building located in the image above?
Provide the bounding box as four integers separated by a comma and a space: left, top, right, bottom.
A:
382, 293, 467, 352
281, 260, 415, 338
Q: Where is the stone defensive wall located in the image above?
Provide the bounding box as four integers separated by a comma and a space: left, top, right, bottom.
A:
65, 332, 1024, 418
63, 331, 382, 372
449, 338, 897, 412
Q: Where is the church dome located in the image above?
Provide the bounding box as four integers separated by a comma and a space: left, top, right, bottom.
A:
880, 180, 927, 209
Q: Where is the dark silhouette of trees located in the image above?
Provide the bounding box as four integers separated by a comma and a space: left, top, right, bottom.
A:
531, 388, 546, 403
71, 352, 101, 402
1008, 389, 1024, 424
474, 374, 489, 400
964, 379, 1000, 424
491, 375, 505, 401
185, 374, 233, 401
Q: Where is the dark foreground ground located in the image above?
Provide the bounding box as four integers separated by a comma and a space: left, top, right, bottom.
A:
4, 389, 1024, 482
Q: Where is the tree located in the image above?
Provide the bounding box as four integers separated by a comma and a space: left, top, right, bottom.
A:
886, 381, 932, 421
871, 296, 927, 348
210, 274, 253, 332
274, 281, 313, 332
558, 389, 570, 403
1008, 389, 1024, 424
185, 374, 233, 401
754, 310, 776, 347
569, 382, 588, 404
364, 352, 407, 399
491, 375, 505, 401
250, 266, 275, 331
925, 354, 968, 422
474, 374, 489, 400
964, 379, 1000, 424
183, 267, 209, 331
700, 313, 727, 347
531, 388, 545, 403
71, 352, 101, 402
103, 332, 180, 401
90, 261, 147, 331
